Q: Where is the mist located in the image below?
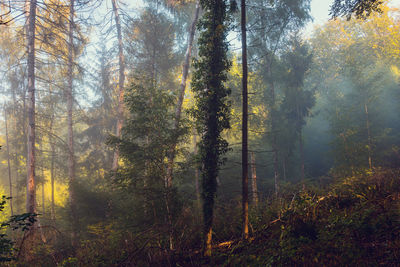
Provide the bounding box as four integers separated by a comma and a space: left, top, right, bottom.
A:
0, 0, 399, 265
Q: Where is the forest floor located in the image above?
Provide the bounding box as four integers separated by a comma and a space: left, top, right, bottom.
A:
173, 169, 400, 266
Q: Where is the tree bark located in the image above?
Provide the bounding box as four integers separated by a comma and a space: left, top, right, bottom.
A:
299, 130, 305, 190
4, 107, 14, 216
364, 102, 373, 170
48, 86, 56, 221
241, 0, 249, 240
111, 0, 125, 172
41, 148, 45, 216
42, 183, 45, 216
67, 0, 77, 243
250, 152, 258, 206
282, 157, 287, 182
26, 0, 37, 216
50, 141, 55, 221
165, 0, 200, 187
193, 134, 201, 209
268, 68, 279, 197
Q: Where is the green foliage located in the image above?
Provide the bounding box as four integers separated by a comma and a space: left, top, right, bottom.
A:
0, 196, 37, 262
330, 0, 383, 20
0, 196, 13, 262
203, 169, 400, 266
191, 0, 232, 239
107, 74, 188, 252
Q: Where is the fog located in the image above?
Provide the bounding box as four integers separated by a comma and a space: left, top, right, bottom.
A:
0, 0, 399, 265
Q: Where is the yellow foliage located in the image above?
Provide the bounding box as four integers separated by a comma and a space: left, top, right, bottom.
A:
0, 186, 11, 224
312, 4, 400, 64
42, 174, 68, 208
390, 65, 400, 78
226, 55, 268, 143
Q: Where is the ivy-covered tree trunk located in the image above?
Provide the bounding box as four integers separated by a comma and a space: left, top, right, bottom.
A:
192, 0, 231, 256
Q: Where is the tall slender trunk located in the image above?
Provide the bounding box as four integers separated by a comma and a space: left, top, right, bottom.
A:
111, 0, 125, 171
299, 130, 305, 189
282, 157, 287, 182
297, 102, 305, 188
42, 184, 45, 216
26, 0, 37, 216
21, 80, 27, 214
48, 85, 56, 221
193, 134, 201, 209
241, 0, 249, 240
273, 140, 279, 197
50, 142, 55, 221
165, 0, 200, 187
41, 152, 45, 216
250, 152, 258, 206
67, 0, 77, 243
268, 65, 279, 197
11, 85, 20, 214
4, 107, 14, 216
364, 102, 373, 170
270, 86, 279, 197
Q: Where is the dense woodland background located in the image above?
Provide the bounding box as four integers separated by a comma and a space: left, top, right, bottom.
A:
0, 0, 399, 265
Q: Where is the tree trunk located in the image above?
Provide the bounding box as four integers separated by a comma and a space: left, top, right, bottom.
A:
67, 0, 77, 244
364, 102, 373, 170
4, 107, 14, 216
50, 142, 55, 221
282, 157, 287, 182
42, 184, 45, 216
165, 0, 200, 187
272, 113, 279, 197
111, 0, 125, 172
268, 67, 279, 197
299, 130, 305, 190
41, 154, 45, 216
250, 152, 258, 206
26, 0, 37, 216
296, 97, 305, 189
241, 0, 249, 240
48, 87, 56, 221
193, 134, 201, 209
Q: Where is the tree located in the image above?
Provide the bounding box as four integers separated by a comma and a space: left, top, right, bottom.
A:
109, 3, 186, 251
240, 0, 249, 240
26, 0, 37, 218
108, 75, 184, 252
4, 106, 13, 216
166, 0, 200, 188
308, 7, 400, 176
280, 38, 314, 185
111, 0, 125, 173
247, 0, 311, 195
67, 0, 78, 244
191, 0, 231, 256
330, 0, 383, 19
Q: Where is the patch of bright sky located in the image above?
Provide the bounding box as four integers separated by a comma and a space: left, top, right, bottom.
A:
303, 0, 400, 37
